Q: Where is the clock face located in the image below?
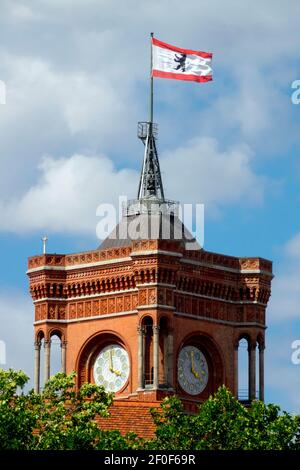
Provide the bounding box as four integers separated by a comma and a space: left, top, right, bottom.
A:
93, 344, 129, 393
177, 345, 209, 395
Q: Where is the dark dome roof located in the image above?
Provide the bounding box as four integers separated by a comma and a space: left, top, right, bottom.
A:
99, 213, 200, 251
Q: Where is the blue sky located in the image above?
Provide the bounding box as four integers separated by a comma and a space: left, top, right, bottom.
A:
1, 0, 300, 412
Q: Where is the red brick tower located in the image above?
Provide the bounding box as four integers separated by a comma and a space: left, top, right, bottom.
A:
27, 119, 273, 437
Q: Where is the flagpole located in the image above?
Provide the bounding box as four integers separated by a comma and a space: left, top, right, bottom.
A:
149, 32, 154, 125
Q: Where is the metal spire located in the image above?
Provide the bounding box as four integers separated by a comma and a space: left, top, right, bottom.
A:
137, 33, 165, 201
137, 121, 165, 200
123, 33, 178, 218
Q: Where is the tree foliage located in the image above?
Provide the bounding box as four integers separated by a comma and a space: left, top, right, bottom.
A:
0, 369, 39, 449
149, 385, 300, 450
0, 369, 136, 450
34, 372, 113, 450
1, 369, 300, 450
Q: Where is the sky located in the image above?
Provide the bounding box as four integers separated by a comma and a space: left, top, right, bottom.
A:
0, 0, 300, 412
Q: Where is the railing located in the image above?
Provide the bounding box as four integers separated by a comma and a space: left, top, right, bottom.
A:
138, 121, 158, 140
144, 371, 153, 386
123, 198, 179, 217
238, 388, 259, 401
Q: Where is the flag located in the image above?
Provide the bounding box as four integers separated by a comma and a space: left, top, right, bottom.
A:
152, 37, 212, 83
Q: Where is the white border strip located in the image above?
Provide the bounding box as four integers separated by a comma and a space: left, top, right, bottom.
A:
131, 249, 183, 258
176, 289, 267, 306
34, 309, 137, 325
137, 304, 175, 310
175, 311, 266, 328
27, 256, 132, 274
181, 257, 272, 276
136, 282, 176, 288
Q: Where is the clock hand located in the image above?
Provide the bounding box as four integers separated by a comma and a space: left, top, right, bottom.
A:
109, 349, 122, 376
190, 351, 196, 376
190, 351, 196, 373
191, 350, 195, 368
190, 351, 200, 379
109, 350, 114, 372
190, 366, 200, 379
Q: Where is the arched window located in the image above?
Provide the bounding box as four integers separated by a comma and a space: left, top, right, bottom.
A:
34, 331, 45, 393
141, 316, 153, 387
50, 333, 62, 377
238, 337, 249, 401
34, 329, 66, 394
236, 335, 258, 402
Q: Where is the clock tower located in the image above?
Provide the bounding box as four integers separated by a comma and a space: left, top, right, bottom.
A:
27, 119, 273, 438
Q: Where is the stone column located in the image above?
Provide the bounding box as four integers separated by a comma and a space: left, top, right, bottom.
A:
259, 344, 265, 401
44, 339, 51, 384
34, 340, 41, 394
153, 325, 160, 389
248, 342, 256, 400
137, 326, 144, 389
167, 330, 174, 389
233, 343, 239, 399
61, 340, 67, 374
142, 326, 146, 384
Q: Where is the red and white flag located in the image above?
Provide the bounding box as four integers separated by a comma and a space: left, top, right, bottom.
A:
152, 37, 212, 83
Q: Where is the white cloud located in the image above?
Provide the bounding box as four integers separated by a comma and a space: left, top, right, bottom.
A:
285, 232, 300, 258
0, 136, 266, 234
201, 67, 290, 149
10, 4, 39, 22
161, 137, 264, 212
0, 153, 137, 234
0, 53, 139, 199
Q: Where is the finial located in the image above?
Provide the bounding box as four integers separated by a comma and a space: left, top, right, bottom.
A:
41, 236, 48, 254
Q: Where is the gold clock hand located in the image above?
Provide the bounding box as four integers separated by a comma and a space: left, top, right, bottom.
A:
109, 350, 114, 372
190, 350, 200, 379
190, 367, 200, 379
191, 350, 195, 368
190, 351, 196, 377
109, 349, 122, 376
191, 351, 196, 373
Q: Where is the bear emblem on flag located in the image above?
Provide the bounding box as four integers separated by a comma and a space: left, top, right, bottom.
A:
174, 53, 187, 72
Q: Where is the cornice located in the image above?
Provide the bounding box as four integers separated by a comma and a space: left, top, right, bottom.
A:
174, 311, 266, 328
27, 256, 132, 274
34, 309, 138, 324
181, 257, 273, 277
131, 250, 183, 258
176, 289, 268, 307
